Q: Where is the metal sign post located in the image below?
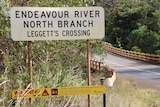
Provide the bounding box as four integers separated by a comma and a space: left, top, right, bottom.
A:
28, 41, 32, 105
20, 1, 33, 105
87, 39, 91, 107
100, 79, 106, 107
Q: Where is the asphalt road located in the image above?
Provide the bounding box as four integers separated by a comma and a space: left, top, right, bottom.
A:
93, 52, 160, 85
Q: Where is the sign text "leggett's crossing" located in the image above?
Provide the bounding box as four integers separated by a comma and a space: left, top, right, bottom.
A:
10, 7, 104, 41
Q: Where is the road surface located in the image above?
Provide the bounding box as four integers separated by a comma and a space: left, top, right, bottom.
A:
93, 52, 160, 85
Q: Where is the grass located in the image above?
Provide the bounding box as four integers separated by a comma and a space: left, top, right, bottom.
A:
1, 67, 160, 107
91, 71, 160, 107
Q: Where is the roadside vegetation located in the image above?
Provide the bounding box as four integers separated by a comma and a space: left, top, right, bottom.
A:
0, 0, 160, 107
0, 0, 103, 106
106, 74, 160, 107
92, 72, 160, 107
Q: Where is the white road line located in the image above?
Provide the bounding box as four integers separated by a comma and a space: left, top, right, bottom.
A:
106, 60, 160, 75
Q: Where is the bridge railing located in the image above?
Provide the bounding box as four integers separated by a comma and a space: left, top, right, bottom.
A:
104, 44, 160, 64
90, 60, 104, 71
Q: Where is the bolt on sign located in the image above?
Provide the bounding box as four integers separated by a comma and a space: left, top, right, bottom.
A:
10, 7, 104, 41
12, 86, 106, 99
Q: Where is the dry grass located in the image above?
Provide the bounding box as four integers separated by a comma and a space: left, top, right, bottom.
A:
91, 72, 160, 107
1, 70, 160, 107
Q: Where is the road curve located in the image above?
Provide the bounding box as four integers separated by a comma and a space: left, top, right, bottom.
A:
93, 52, 160, 85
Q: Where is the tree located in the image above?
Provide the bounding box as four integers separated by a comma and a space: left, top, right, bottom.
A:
104, 0, 160, 54
129, 25, 158, 53
105, 0, 142, 48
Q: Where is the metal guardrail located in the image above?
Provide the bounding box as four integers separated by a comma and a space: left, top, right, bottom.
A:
90, 60, 115, 78
104, 44, 160, 64
90, 60, 104, 71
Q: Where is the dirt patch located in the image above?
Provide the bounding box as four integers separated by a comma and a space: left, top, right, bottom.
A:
119, 74, 160, 91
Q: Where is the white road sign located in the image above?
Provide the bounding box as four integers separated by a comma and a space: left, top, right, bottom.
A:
10, 7, 104, 41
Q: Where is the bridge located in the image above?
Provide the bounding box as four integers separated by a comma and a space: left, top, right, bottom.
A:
93, 44, 160, 90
